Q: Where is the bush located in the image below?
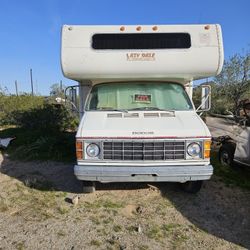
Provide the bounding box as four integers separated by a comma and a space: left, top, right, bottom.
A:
0, 94, 44, 126
0, 127, 76, 162
0, 90, 79, 162
12, 103, 78, 133
192, 83, 234, 115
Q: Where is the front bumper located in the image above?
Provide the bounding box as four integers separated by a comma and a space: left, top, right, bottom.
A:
74, 163, 213, 183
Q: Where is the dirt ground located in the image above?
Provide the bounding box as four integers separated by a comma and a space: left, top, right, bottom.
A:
0, 152, 249, 250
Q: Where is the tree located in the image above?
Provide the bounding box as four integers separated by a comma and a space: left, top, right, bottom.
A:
0, 85, 9, 95
214, 51, 250, 114
50, 83, 66, 97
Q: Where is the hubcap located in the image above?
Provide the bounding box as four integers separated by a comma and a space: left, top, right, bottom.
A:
221, 151, 230, 166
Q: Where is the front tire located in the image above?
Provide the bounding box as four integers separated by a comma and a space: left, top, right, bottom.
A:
219, 143, 235, 167
181, 181, 203, 193
82, 181, 96, 193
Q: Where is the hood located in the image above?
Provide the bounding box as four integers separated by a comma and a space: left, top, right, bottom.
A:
77, 111, 211, 139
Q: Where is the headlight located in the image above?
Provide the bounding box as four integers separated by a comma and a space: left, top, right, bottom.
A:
187, 142, 201, 157
86, 143, 100, 158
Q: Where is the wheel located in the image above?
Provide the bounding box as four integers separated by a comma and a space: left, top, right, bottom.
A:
219, 143, 235, 167
181, 181, 203, 193
82, 181, 96, 193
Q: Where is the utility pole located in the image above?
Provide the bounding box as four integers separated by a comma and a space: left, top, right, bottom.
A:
30, 68, 34, 96
15, 80, 18, 96
35, 80, 38, 95
60, 80, 63, 93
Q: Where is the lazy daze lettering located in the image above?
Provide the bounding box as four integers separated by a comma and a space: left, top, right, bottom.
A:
126, 53, 155, 61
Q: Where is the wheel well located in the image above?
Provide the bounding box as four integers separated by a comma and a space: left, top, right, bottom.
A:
219, 142, 236, 160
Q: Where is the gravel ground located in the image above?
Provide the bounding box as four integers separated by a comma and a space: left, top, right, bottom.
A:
0, 153, 249, 250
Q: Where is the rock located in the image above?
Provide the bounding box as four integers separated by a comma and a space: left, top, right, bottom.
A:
137, 224, 142, 233
71, 195, 79, 206
0, 152, 3, 166
136, 206, 143, 214
120, 244, 127, 250
148, 184, 158, 191
112, 235, 120, 241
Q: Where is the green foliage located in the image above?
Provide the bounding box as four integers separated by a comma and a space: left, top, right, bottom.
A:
90, 240, 102, 247
192, 86, 201, 110
50, 83, 66, 97
214, 51, 250, 113
0, 90, 79, 162
192, 49, 250, 115
193, 83, 234, 115
211, 152, 250, 190
0, 94, 44, 126
210, 83, 234, 114
84, 199, 124, 209
0, 127, 75, 162
12, 103, 78, 132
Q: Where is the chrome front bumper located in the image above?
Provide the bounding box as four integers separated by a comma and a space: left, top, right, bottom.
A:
74, 163, 213, 183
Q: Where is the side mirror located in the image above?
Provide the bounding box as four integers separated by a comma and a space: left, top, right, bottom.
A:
69, 88, 77, 109
64, 85, 79, 112
197, 85, 211, 112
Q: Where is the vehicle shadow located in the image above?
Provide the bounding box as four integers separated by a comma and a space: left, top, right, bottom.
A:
0, 153, 148, 193
1, 153, 249, 248
157, 180, 250, 249
0, 153, 82, 193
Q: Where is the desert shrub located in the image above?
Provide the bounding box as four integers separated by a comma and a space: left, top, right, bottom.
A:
0, 126, 75, 162
0, 94, 44, 125
0, 92, 78, 161
192, 84, 234, 115
12, 103, 78, 133
210, 97, 233, 115
11, 133, 75, 161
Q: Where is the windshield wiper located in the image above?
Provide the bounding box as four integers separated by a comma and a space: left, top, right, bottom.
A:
111, 109, 128, 113
128, 107, 175, 113
92, 108, 128, 113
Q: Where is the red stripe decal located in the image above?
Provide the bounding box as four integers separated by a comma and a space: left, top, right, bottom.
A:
76, 136, 211, 140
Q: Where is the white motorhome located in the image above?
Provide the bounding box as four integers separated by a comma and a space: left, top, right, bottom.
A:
61, 24, 224, 193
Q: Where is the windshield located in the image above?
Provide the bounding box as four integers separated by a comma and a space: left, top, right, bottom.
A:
86, 82, 193, 111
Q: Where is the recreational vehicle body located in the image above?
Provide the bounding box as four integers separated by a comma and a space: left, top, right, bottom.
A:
61, 24, 224, 193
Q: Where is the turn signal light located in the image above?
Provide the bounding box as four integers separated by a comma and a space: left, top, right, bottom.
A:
76, 150, 83, 160
204, 150, 210, 159
76, 141, 83, 160
204, 140, 211, 159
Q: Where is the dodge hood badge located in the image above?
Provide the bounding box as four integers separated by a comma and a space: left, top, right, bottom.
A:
132, 131, 155, 135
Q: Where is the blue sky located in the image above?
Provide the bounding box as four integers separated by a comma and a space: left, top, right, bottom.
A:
0, 0, 249, 95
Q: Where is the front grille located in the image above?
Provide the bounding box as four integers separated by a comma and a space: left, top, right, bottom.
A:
103, 141, 185, 161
